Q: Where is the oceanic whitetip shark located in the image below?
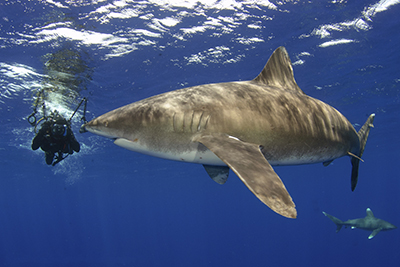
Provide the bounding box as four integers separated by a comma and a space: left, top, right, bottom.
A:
83, 47, 375, 219
323, 208, 396, 239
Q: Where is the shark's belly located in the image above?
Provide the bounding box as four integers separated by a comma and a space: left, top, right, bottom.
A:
113, 133, 347, 167
114, 137, 225, 165
264, 148, 346, 166
257, 134, 351, 166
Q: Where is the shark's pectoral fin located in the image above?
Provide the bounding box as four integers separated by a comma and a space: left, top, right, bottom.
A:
193, 133, 296, 218
369, 228, 382, 239
203, 165, 229, 184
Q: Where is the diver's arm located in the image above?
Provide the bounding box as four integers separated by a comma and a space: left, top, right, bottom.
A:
71, 137, 80, 152
32, 127, 47, 150
31, 135, 43, 150
31, 122, 51, 150
67, 129, 80, 152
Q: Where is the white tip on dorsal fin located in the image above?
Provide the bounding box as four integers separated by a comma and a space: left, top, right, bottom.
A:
253, 46, 304, 94
366, 208, 374, 217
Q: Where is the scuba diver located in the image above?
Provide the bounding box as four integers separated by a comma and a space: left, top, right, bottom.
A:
28, 97, 88, 166
31, 112, 80, 166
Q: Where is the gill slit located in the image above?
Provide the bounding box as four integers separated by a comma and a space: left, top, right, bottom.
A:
172, 112, 176, 132
204, 115, 210, 129
197, 111, 204, 131
189, 111, 195, 133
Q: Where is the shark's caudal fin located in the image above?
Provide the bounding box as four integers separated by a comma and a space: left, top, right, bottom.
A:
323, 212, 344, 233
350, 113, 375, 191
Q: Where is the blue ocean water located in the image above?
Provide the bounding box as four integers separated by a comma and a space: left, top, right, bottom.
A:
1, 0, 399, 266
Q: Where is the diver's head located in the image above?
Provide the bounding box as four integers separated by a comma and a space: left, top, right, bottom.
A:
52, 123, 67, 137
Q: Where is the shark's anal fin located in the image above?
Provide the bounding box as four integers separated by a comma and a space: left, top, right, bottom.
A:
351, 113, 375, 191
369, 228, 382, 239
194, 133, 296, 218
322, 160, 334, 167
203, 165, 229, 185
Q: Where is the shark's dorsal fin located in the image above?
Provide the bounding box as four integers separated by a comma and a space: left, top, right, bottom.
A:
253, 46, 304, 94
366, 208, 374, 217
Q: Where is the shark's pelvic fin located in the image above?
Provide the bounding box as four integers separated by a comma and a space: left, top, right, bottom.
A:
322, 211, 344, 233
253, 46, 304, 94
351, 113, 375, 191
203, 165, 229, 185
194, 133, 296, 218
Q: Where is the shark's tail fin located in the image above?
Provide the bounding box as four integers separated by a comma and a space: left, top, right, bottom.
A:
350, 113, 375, 191
323, 212, 343, 233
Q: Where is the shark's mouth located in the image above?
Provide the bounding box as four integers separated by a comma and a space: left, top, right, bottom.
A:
84, 123, 118, 139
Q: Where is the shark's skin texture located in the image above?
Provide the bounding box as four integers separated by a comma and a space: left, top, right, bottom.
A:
323, 208, 397, 239
84, 47, 374, 218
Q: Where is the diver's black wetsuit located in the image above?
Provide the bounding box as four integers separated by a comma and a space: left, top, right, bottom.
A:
32, 117, 80, 165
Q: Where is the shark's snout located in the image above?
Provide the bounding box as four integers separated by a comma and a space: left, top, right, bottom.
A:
83, 118, 117, 139
79, 124, 88, 133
